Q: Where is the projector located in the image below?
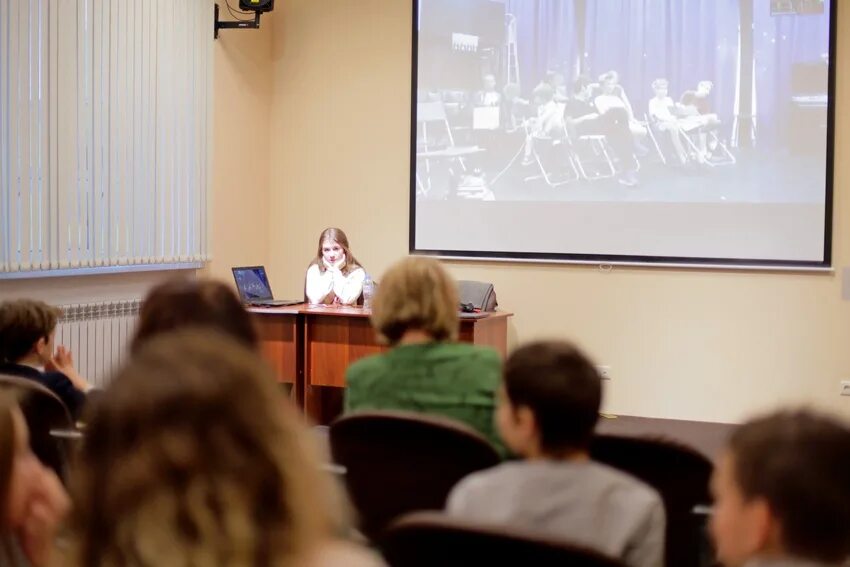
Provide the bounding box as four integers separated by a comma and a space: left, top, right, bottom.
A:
239, 0, 274, 12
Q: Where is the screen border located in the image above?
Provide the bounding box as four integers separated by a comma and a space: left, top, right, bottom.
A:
408, 0, 837, 270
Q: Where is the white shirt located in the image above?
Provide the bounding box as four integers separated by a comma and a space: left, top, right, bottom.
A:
305, 263, 365, 305
648, 96, 678, 123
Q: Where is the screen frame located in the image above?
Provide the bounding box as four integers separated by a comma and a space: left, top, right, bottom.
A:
407, 0, 837, 270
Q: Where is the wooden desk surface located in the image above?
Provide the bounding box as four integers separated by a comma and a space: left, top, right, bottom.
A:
249, 304, 513, 322
251, 307, 513, 424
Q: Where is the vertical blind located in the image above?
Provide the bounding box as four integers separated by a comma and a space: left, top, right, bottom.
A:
0, 0, 212, 273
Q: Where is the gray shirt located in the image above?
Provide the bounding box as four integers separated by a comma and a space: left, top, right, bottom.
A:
446, 460, 665, 567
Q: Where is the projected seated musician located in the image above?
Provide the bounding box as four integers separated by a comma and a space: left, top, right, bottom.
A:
593, 71, 649, 145
680, 80, 723, 159
500, 83, 531, 133
647, 78, 691, 166
522, 83, 565, 165
564, 76, 639, 187
473, 74, 502, 107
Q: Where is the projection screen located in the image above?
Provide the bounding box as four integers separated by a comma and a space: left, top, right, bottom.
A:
410, 0, 836, 268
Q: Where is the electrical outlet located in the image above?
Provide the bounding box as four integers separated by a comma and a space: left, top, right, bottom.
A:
841, 381, 850, 396
597, 366, 612, 381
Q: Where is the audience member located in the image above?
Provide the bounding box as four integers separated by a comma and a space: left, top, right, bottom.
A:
0, 300, 91, 419
564, 75, 639, 186
306, 228, 366, 306
447, 341, 664, 567
710, 409, 850, 567
0, 392, 70, 567
131, 278, 259, 353
344, 257, 504, 454
69, 330, 381, 567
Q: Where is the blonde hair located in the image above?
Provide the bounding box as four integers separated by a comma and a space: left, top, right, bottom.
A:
310, 228, 362, 276
69, 330, 339, 567
370, 257, 459, 345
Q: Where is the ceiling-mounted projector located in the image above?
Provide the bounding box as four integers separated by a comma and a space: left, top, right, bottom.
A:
214, 1, 276, 39
239, 0, 274, 13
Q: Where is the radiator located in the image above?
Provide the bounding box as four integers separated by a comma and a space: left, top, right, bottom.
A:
56, 300, 142, 388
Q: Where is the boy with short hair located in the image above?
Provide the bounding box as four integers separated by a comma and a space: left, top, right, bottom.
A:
447, 341, 664, 567
710, 410, 850, 567
0, 299, 91, 418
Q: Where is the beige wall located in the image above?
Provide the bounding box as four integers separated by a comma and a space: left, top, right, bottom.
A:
205, 24, 274, 281
263, 0, 850, 424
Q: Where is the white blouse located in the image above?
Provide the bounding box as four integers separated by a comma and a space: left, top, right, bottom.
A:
305, 263, 366, 305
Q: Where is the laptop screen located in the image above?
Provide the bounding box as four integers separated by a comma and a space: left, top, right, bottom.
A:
232, 266, 274, 302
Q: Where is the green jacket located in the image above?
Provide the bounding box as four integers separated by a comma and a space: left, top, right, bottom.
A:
344, 342, 505, 456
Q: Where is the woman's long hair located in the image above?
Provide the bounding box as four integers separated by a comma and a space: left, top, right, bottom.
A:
309, 227, 362, 276
69, 330, 339, 567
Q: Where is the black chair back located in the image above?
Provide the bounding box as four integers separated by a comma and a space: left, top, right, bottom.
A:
0, 374, 75, 480
329, 411, 501, 542
590, 434, 714, 567
382, 511, 626, 567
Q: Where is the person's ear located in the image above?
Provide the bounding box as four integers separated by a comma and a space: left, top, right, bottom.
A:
746, 498, 775, 556
34, 336, 50, 360
514, 405, 538, 439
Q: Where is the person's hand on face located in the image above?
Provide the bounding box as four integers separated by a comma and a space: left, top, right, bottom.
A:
6, 409, 70, 567
322, 240, 346, 273
45, 346, 75, 376
19, 468, 70, 567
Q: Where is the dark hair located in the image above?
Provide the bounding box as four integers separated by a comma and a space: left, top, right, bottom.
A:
572, 75, 592, 95
0, 299, 62, 363
131, 279, 259, 354
532, 82, 554, 103
503, 341, 601, 454
0, 392, 17, 531
728, 410, 850, 563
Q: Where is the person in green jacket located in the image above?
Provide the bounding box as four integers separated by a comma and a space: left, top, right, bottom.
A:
344, 256, 505, 456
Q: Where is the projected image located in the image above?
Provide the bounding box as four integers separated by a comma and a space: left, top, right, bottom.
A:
414, 0, 831, 205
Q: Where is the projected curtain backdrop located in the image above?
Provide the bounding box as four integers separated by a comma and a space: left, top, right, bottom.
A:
753, 0, 831, 144
504, 0, 578, 93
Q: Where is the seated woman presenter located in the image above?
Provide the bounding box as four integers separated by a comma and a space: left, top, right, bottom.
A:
305, 228, 366, 306
344, 256, 505, 456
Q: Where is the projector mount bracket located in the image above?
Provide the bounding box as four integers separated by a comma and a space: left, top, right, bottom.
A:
214, 4, 262, 40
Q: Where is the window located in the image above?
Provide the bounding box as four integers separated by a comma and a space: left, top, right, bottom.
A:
0, 0, 212, 274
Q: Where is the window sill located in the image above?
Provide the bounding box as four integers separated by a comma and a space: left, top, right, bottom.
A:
0, 262, 204, 280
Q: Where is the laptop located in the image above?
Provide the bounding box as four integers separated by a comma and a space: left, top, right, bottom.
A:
231, 266, 302, 307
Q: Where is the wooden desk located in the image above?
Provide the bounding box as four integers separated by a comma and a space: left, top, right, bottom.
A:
251, 305, 512, 424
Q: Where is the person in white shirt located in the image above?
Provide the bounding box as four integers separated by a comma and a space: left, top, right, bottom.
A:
594, 70, 648, 143
647, 78, 690, 166
522, 83, 565, 165
305, 228, 366, 306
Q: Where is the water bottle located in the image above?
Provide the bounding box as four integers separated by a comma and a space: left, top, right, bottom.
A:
362, 274, 374, 309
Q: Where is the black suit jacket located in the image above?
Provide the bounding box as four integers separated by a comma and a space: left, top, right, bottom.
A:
0, 363, 87, 419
